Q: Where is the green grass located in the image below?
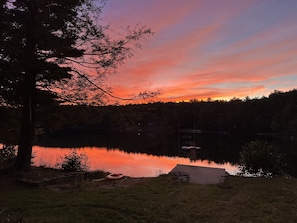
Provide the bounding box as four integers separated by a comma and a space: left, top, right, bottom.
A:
1, 175, 297, 223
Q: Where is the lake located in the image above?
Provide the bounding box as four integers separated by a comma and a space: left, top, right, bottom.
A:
32, 145, 239, 177
3, 128, 294, 177
33, 129, 246, 177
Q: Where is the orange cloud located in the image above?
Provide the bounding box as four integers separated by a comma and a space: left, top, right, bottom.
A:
101, 0, 297, 104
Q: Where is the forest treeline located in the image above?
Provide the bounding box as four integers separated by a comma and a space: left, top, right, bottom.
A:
1, 89, 297, 144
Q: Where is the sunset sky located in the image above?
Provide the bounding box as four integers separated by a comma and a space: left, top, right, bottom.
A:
101, 0, 297, 103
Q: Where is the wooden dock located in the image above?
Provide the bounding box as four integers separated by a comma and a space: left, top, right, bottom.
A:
170, 164, 228, 184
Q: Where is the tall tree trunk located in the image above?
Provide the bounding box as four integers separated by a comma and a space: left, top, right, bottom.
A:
15, 75, 36, 171
15, 0, 37, 171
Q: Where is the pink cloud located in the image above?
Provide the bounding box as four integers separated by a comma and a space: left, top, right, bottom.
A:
100, 0, 297, 104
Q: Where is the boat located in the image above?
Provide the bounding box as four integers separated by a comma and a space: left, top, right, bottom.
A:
181, 145, 201, 150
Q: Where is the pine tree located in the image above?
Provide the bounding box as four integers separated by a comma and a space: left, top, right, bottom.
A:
0, 0, 152, 171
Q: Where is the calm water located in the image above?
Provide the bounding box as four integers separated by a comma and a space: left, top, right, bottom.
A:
32, 146, 239, 177
4, 129, 294, 177
29, 129, 249, 177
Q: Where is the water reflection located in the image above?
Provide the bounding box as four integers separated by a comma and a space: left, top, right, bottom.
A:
32, 146, 239, 177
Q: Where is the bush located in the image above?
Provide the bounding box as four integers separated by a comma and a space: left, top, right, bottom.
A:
57, 151, 90, 172
0, 144, 16, 168
239, 140, 286, 177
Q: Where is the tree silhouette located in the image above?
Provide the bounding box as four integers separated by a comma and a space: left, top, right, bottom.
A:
0, 0, 153, 171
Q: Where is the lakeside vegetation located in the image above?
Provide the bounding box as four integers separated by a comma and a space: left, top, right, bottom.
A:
2, 89, 297, 141
1, 171, 297, 223
41, 89, 297, 139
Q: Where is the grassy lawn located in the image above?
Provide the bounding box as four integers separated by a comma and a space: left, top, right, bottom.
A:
1, 173, 297, 223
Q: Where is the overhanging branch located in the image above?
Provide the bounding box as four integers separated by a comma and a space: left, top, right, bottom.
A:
72, 68, 160, 101
72, 68, 134, 101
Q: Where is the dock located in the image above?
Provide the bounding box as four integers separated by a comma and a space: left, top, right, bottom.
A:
170, 164, 228, 184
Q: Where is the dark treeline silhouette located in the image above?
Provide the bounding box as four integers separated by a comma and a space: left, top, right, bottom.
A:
45, 89, 297, 137
1, 89, 297, 143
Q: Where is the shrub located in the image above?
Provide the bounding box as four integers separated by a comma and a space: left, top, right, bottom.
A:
0, 144, 16, 168
239, 140, 286, 177
57, 151, 90, 172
